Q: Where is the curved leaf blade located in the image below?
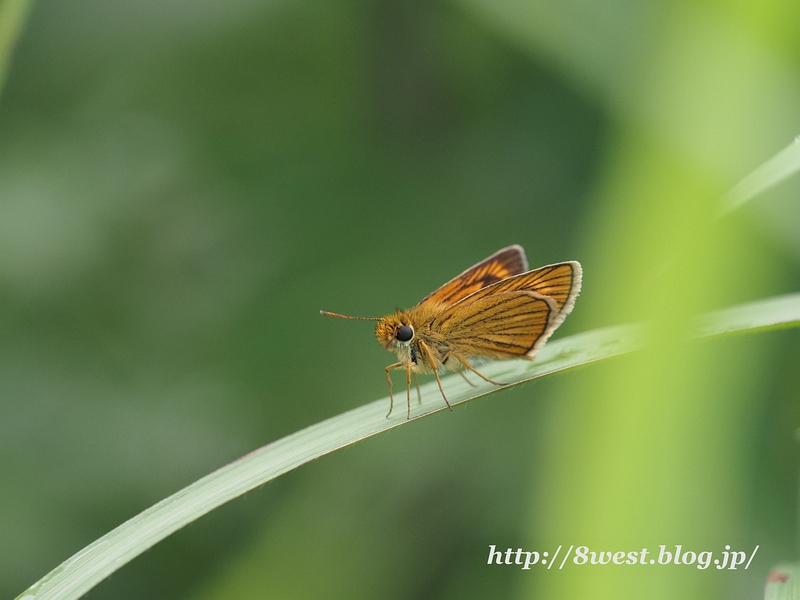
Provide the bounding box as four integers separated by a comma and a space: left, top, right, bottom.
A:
17, 293, 800, 600
721, 137, 800, 213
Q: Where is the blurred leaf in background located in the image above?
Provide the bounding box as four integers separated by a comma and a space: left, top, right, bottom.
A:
0, 0, 798, 599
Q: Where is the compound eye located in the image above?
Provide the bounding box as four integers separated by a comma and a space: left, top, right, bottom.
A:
395, 325, 414, 342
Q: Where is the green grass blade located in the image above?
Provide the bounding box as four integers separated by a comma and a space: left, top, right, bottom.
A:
17, 293, 800, 600
0, 0, 34, 102
695, 293, 800, 336
721, 137, 800, 213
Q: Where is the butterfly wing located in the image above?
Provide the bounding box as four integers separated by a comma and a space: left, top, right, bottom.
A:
418, 245, 529, 307
432, 261, 582, 358
435, 291, 557, 359
495, 262, 582, 314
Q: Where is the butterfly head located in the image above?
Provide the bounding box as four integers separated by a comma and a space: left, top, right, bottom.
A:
375, 312, 415, 350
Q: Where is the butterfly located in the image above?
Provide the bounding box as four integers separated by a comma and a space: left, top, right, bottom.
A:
321, 245, 582, 419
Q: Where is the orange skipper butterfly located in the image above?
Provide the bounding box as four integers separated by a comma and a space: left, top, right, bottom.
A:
322, 246, 582, 419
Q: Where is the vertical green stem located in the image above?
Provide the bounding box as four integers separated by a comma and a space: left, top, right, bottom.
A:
0, 0, 34, 102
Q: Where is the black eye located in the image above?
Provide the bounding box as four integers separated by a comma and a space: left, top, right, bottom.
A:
395, 325, 413, 342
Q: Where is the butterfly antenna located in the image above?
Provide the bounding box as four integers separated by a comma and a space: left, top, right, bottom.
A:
320, 310, 382, 321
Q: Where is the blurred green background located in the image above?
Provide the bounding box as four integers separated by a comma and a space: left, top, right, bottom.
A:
1, 0, 800, 598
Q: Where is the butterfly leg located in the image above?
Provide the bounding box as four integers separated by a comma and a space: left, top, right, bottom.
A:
385, 362, 404, 418
458, 368, 476, 386
453, 353, 507, 387
441, 350, 476, 388
418, 340, 453, 412
406, 365, 413, 420
412, 373, 422, 405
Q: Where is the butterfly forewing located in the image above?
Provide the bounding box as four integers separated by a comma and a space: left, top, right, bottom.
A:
436, 291, 555, 358
513, 263, 580, 313
429, 261, 581, 359
418, 245, 529, 307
